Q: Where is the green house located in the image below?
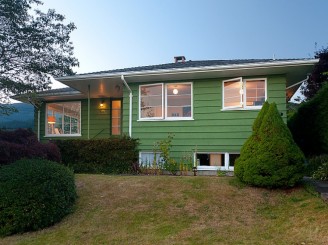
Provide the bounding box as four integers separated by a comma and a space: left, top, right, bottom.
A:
16, 57, 318, 173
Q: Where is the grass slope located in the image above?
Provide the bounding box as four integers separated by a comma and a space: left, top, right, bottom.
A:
1, 175, 327, 245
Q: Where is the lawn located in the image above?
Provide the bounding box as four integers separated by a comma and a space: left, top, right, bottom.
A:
1, 175, 327, 245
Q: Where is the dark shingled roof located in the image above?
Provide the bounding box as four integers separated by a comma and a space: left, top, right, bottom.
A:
76, 59, 301, 76
38, 87, 79, 95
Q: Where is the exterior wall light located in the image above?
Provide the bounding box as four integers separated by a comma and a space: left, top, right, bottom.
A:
173, 88, 179, 95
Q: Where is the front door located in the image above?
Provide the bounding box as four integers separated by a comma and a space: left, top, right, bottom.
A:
111, 99, 122, 135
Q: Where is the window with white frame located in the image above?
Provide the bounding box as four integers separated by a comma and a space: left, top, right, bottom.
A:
139, 152, 163, 167
46, 102, 81, 136
139, 82, 192, 120
140, 84, 163, 119
223, 78, 266, 109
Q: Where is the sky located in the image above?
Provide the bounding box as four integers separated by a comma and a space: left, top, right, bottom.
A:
37, 0, 328, 80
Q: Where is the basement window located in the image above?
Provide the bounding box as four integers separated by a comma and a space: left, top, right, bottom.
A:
196, 152, 240, 170
139, 152, 163, 167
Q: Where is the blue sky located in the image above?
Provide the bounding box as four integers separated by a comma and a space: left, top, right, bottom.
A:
40, 0, 328, 74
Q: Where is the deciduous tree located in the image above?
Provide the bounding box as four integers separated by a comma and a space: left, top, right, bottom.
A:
0, 0, 79, 115
302, 46, 328, 99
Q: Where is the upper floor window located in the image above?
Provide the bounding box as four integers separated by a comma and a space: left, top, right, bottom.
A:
139, 82, 192, 120
46, 102, 81, 136
223, 78, 266, 110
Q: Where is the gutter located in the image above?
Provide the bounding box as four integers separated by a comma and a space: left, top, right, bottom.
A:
57, 59, 319, 82
121, 75, 132, 137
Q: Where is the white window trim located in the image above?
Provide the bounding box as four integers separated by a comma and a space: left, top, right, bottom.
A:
165, 82, 193, 120
243, 78, 267, 110
45, 101, 82, 137
222, 77, 243, 110
139, 151, 163, 167
222, 77, 267, 111
139, 82, 193, 121
139, 83, 164, 120
194, 152, 239, 171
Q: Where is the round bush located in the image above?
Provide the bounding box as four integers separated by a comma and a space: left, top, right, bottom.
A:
0, 159, 77, 237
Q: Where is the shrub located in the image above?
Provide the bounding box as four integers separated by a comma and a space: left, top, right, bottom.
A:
235, 102, 305, 188
304, 155, 328, 176
0, 129, 61, 165
312, 162, 328, 181
288, 83, 328, 156
54, 136, 139, 174
0, 159, 77, 237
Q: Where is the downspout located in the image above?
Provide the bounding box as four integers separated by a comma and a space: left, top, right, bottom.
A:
120, 75, 133, 137
88, 84, 90, 139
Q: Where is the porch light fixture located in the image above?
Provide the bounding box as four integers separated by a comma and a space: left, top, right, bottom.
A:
100, 100, 105, 108
48, 116, 56, 124
173, 88, 179, 95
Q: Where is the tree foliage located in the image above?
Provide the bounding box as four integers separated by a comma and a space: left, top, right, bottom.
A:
0, 0, 79, 114
235, 102, 305, 188
288, 83, 328, 156
302, 46, 328, 99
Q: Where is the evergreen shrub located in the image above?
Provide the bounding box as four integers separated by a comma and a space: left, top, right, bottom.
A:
305, 154, 328, 176
0, 129, 61, 165
0, 159, 77, 237
235, 102, 305, 188
54, 136, 139, 174
288, 83, 328, 156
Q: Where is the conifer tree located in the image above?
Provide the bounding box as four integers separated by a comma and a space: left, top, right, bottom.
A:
235, 102, 305, 188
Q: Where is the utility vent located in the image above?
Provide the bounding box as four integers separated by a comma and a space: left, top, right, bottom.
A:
174, 56, 186, 63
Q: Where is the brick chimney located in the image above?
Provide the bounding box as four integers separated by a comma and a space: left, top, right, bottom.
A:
174, 56, 186, 63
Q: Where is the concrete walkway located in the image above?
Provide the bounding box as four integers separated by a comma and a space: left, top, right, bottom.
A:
305, 177, 328, 202
312, 180, 328, 202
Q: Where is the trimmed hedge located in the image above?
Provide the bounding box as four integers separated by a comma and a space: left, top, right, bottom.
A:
235, 102, 305, 188
288, 83, 328, 156
0, 129, 61, 165
0, 159, 77, 237
54, 136, 139, 174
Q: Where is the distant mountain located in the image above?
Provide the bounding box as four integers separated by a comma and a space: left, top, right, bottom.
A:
0, 103, 34, 130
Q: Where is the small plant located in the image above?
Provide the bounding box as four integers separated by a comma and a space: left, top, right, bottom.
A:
217, 170, 226, 177
312, 162, 328, 181
179, 152, 194, 175
154, 134, 179, 175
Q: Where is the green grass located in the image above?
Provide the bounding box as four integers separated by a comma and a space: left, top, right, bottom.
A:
1, 175, 328, 245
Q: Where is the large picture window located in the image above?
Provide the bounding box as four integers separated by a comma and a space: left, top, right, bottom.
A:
223, 78, 266, 110
46, 102, 81, 136
139, 82, 192, 120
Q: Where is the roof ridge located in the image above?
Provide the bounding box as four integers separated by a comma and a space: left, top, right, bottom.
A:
68, 58, 314, 78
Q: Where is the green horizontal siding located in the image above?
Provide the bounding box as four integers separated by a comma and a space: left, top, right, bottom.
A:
123, 75, 287, 159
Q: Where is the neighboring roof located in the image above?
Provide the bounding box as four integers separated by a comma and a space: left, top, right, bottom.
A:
36, 87, 80, 96
12, 87, 82, 103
